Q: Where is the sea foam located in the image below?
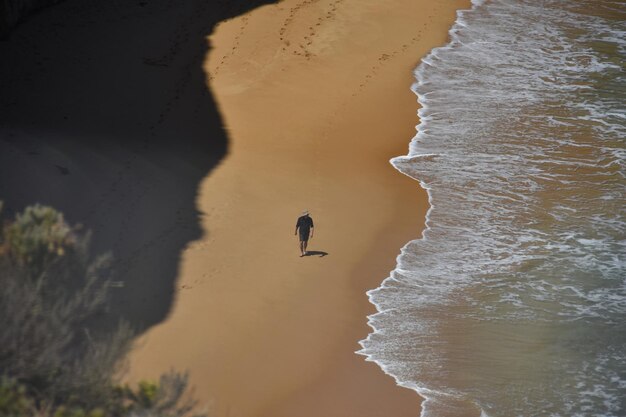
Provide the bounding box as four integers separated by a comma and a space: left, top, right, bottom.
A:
359, 0, 626, 416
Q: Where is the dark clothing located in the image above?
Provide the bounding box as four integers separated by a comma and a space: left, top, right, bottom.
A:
296, 215, 314, 241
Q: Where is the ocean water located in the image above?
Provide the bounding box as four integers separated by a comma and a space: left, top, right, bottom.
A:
359, 1, 626, 416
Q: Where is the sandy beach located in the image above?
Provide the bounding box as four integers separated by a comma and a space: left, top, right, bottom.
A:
126, 0, 468, 416
3, 0, 621, 415
0, 0, 467, 415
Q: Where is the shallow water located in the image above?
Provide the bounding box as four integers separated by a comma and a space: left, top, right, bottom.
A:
359, 1, 626, 416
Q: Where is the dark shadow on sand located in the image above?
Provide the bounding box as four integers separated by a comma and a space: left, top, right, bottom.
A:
304, 251, 329, 257
0, 0, 276, 335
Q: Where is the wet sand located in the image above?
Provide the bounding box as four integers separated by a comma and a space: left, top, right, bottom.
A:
126, 0, 469, 416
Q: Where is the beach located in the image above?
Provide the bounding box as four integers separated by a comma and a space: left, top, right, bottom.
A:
0, 0, 467, 415
126, 0, 468, 416
3, 0, 623, 415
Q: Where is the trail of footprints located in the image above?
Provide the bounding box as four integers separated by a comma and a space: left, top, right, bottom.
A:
83, 4, 207, 223
117, 0, 257, 287
84, 1, 214, 279
104, 0, 253, 282
209, 15, 250, 81
279, 0, 345, 60
208, 0, 345, 77
351, 28, 428, 97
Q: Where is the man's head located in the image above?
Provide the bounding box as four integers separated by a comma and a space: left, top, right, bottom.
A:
302, 210, 309, 216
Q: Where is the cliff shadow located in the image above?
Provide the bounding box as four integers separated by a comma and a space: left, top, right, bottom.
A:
0, 0, 276, 334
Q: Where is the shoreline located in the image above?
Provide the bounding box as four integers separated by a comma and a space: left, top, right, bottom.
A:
127, 1, 470, 416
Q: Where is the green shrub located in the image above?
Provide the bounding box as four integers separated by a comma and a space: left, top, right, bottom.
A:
3, 204, 74, 276
0, 377, 34, 416
0, 373, 203, 417
0, 203, 207, 417
0, 204, 119, 406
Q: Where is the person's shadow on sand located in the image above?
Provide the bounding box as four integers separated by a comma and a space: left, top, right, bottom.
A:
304, 251, 329, 257
0, 0, 277, 336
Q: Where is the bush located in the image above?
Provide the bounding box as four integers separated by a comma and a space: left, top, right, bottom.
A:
0, 373, 203, 417
3, 204, 74, 275
0, 377, 34, 416
0, 203, 119, 405
0, 203, 206, 417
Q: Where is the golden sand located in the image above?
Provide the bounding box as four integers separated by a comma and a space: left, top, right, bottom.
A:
127, 0, 469, 415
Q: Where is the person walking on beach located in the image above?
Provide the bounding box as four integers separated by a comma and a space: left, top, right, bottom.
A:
295, 210, 314, 257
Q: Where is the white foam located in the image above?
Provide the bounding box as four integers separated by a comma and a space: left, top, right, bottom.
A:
359, 0, 626, 415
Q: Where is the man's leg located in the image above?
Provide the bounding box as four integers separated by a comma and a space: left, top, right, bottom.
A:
299, 240, 305, 256
303, 239, 308, 255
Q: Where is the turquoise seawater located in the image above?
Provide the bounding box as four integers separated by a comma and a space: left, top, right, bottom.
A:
360, 1, 626, 416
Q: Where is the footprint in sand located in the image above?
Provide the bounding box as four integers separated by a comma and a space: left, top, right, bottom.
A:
212, 17, 249, 79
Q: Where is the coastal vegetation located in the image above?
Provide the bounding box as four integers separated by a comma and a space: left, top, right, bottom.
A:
0, 203, 205, 417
